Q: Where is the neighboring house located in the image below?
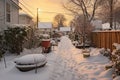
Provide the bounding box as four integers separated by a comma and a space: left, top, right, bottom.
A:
59, 27, 72, 35
19, 13, 36, 49
0, 0, 21, 31
19, 13, 34, 26
91, 20, 102, 30
102, 22, 120, 30
38, 22, 53, 34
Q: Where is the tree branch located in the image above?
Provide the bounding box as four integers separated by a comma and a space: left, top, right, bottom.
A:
89, 0, 98, 22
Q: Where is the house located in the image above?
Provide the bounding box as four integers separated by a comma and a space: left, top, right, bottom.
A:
59, 27, 72, 35
19, 12, 34, 27
91, 20, 102, 30
38, 22, 53, 34
0, 0, 21, 31
102, 22, 120, 30
18, 13, 36, 49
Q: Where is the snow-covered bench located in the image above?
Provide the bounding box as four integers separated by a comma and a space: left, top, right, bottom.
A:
14, 54, 47, 71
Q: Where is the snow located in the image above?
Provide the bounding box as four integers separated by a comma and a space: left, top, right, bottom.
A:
38, 22, 52, 29
59, 27, 71, 32
58, 36, 75, 52
0, 36, 116, 80
113, 76, 120, 80
14, 54, 46, 64
102, 23, 111, 30
113, 43, 120, 50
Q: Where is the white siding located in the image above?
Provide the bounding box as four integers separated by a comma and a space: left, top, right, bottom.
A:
91, 20, 102, 30
11, 4, 19, 24
19, 15, 32, 25
0, 0, 20, 31
0, 0, 5, 31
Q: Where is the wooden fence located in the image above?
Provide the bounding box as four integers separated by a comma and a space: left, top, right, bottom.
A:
92, 30, 120, 51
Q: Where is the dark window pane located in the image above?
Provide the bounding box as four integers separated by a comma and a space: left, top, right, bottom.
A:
6, 3, 10, 22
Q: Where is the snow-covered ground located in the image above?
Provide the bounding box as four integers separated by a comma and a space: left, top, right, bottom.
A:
0, 36, 119, 80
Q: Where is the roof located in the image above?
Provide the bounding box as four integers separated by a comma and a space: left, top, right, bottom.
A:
60, 27, 71, 31
19, 13, 32, 19
38, 22, 52, 29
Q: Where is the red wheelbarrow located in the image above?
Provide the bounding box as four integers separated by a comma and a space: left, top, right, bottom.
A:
41, 39, 51, 53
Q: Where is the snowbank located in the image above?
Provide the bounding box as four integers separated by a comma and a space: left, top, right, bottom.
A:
0, 37, 114, 80
113, 76, 120, 80
58, 36, 75, 53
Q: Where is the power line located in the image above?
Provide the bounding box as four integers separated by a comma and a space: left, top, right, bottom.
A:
19, 1, 36, 17
40, 11, 73, 16
21, 0, 35, 10
20, 0, 72, 16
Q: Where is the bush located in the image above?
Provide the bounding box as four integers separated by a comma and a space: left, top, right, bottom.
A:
111, 49, 120, 76
0, 34, 4, 59
4, 27, 27, 54
99, 48, 111, 59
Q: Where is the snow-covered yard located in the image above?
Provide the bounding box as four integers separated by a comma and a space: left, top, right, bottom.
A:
0, 36, 119, 80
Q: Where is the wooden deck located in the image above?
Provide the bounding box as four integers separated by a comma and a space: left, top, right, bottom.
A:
92, 30, 120, 51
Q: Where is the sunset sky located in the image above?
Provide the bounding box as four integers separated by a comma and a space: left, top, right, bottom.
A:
19, 0, 73, 25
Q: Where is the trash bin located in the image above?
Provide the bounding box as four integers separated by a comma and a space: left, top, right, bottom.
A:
41, 39, 51, 53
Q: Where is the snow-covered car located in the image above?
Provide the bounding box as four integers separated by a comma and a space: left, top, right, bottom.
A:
14, 54, 47, 71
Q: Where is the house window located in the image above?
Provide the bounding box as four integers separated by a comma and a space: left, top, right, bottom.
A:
6, 3, 10, 22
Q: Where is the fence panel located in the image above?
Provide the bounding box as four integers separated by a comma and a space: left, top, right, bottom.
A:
92, 31, 120, 51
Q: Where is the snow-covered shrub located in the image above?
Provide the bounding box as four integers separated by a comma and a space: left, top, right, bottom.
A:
0, 35, 3, 59
111, 43, 120, 77
99, 48, 111, 59
113, 76, 120, 80
4, 27, 27, 54
111, 49, 120, 76
113, 43, 120, 50
0, 34, 5, 59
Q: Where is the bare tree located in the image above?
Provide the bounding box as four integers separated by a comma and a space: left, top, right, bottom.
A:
63, 0, 101, 48
114, 7, 120, 24
63, 0, 102, 23
70, 15, 94, 46
98, 0, 119, 29
114, 6, 120, 29
53, 14, 66, 30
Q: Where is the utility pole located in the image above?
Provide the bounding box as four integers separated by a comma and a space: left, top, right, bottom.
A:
37, 8, 39, 28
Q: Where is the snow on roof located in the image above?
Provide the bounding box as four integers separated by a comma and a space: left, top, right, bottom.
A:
60, 27, 71, 31
7, 23, 30, 28
19, 12, 32, 19
38, 22, 52, 29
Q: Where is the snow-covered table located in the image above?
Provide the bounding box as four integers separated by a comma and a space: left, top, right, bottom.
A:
14, 54, 47, 71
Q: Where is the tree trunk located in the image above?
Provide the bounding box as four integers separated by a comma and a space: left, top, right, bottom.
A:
110, 0, 113, 29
